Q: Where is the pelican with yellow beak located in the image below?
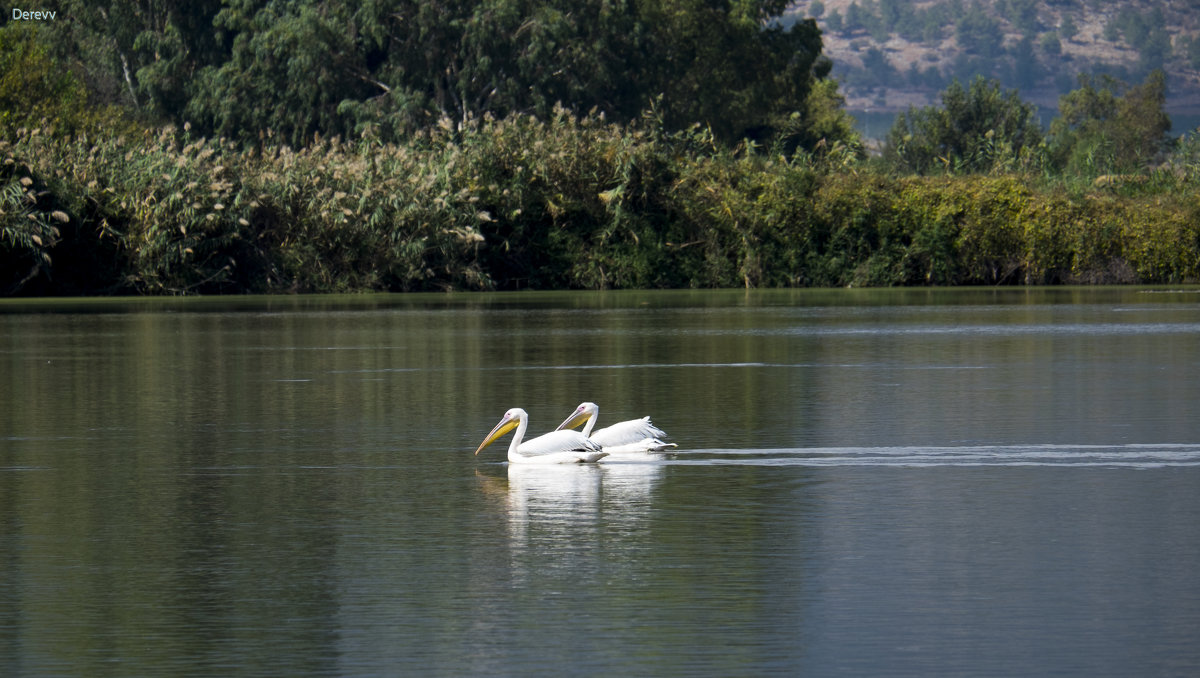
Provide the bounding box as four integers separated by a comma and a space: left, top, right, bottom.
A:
555, 402, 676, 453
475, 407, 608, 464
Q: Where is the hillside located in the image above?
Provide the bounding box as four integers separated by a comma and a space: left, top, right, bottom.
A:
787, 0, 1200, 127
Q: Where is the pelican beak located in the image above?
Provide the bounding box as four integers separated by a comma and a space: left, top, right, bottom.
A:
475, 417, 519, 455
555, 410, 590, 432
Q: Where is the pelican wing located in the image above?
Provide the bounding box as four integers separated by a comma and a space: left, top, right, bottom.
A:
514, 430, 607, 464
589, 416, 668, 448
518, 429, 602, 456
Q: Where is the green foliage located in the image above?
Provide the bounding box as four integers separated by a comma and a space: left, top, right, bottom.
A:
825, 10, 843, 33
1039, 32, 1062, 56
1000, 0, 1041, 35
774, 79, 865, 157
1059, 15, 1078, 42
1049, 71, 1172, 175
956, 3, 1004, 58
797, 173, 1200, 286
47, 0, 831, 148
636, 1, 826, 143
667, 140, 821, 287
884, 77, 1045, 175
1106, 6, 1167, 52
1169, 130, 1200, 182
1098, 5, 1173, 72
0, 25, 90, 134
1186, 34, 1200, 70
186, 2, 368, 147
4, 115, 1200, 296
0, 142, 62, 294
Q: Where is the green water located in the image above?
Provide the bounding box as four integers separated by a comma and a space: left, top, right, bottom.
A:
3, 288, 1200, 676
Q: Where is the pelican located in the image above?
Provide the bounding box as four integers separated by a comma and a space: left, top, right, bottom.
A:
555, 401, 676, 453
475, 407, 608, 464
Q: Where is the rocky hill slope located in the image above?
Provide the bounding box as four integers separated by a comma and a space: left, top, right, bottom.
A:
787, 0, 1200, 124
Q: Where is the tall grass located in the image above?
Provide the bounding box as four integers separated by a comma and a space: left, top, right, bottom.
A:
3, 113, 1199, 295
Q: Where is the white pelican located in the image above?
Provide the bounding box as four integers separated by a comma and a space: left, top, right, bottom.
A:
475, 408, 608, 464
555, 401, 676, 453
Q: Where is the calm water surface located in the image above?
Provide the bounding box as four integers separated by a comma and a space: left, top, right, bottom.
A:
2, 288, 1199, 676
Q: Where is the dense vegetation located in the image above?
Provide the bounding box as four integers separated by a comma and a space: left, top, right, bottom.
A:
34, 0, 829, 146
2, 1, 1199, 295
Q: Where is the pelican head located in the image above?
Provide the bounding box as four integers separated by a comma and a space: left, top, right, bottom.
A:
555, 401, 598, 432
475, 407, 525, 455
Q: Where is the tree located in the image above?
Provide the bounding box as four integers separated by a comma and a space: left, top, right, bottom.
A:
25, 0, 838, 150
825, 9, 843, 34
884, 76, 1044, 174
1188, 35, 1200, 70
631, 0, 827, 142
37, 0, 227, 113
1039, 32, 1061, 57
0, 25, 90, 133
844, 2, 865, 33
175, 0, 830, 146
1049, 70, 1172, 174
1059, 15, 1078, 42
184, 2, 370, 146
1001, 0, 1040, 35
1013, 36, 1042, 89
773, 77, 863, 156
858, 47, 896, 88
955, 3, 1003, 58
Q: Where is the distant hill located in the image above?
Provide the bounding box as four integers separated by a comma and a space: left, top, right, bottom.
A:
786, 0, 1200, 133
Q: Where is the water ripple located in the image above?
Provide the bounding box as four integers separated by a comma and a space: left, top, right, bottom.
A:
664, 444, 1200, 468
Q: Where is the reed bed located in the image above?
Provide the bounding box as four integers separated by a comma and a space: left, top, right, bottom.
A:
3, 112, 1199, 295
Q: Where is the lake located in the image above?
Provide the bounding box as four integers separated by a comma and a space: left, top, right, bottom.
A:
2, 287, 1199, 677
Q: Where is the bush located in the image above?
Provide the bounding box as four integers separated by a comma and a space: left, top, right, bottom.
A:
884, 77, 1044, 175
